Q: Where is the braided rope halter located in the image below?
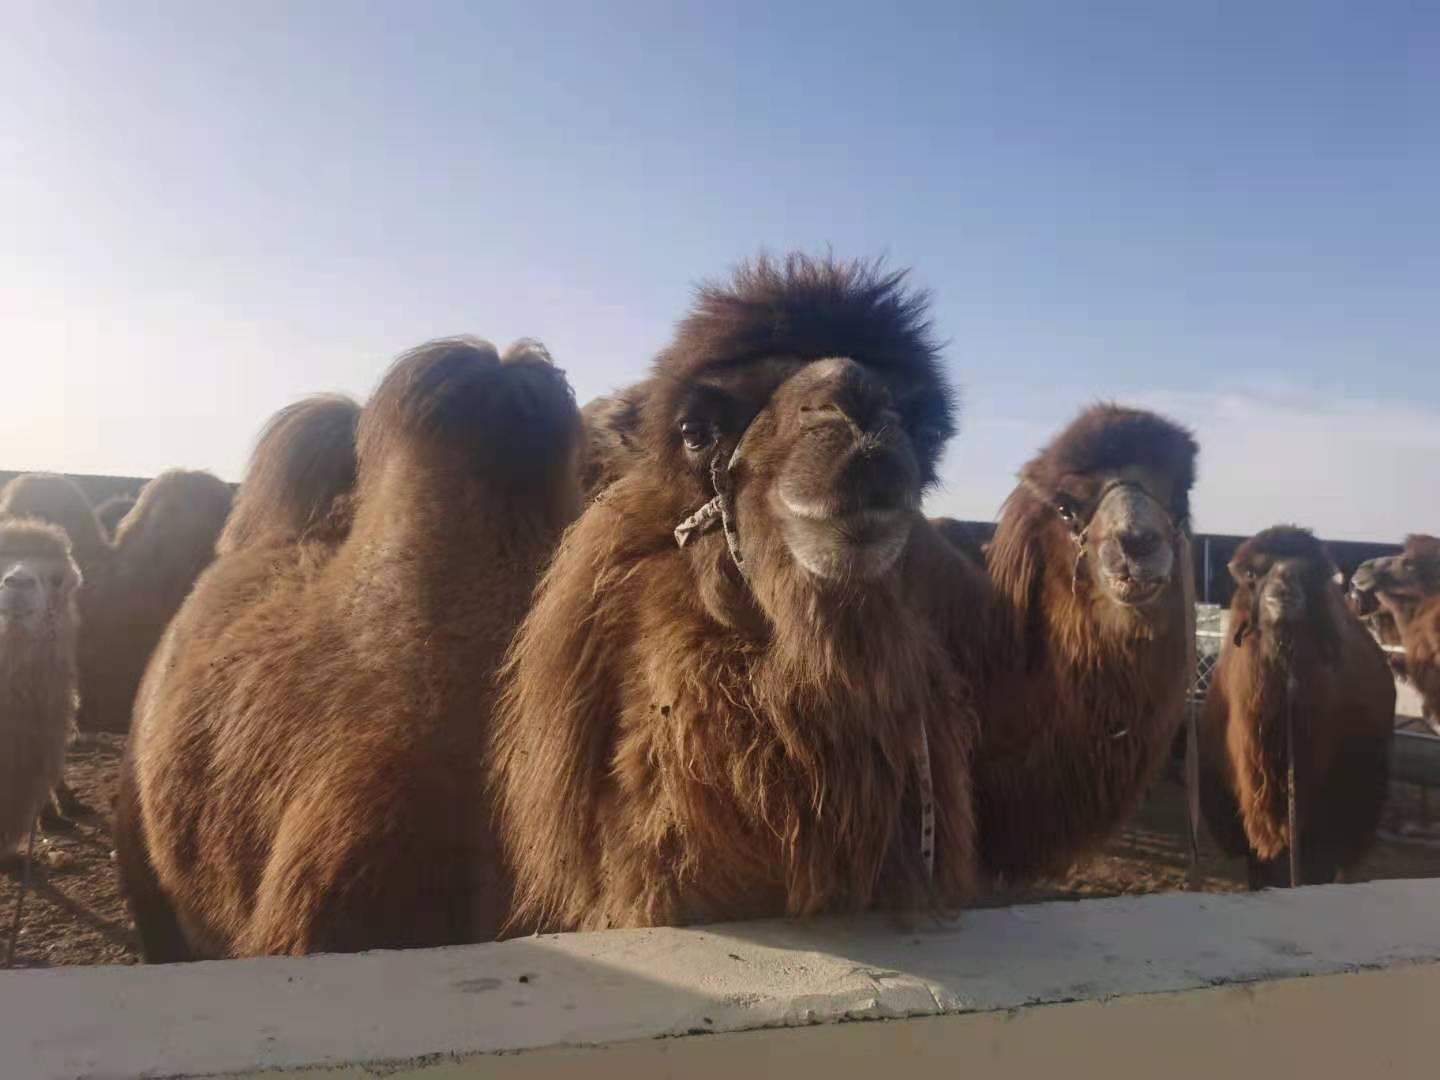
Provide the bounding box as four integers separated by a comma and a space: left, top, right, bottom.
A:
674, 432, 937, 884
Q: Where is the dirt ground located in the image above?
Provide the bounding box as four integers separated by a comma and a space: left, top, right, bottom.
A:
6, 734, 1440, 968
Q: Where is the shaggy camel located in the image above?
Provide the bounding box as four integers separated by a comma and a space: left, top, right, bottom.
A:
1353, 535, 1440, 734
95, 495, 137, 541
0, 474, 108, 587
975, 404, 1198, 884
118, 339, 582, 960
1200, 527, 1395, 887
0, 470, 233, 733
121, 254, 1198, 958
0, 522, 81, 865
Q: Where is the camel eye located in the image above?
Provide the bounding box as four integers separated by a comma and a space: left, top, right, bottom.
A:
1054, 494, 1079, 525
679, 420, 713, 453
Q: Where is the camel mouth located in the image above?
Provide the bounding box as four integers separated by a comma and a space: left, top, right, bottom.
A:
1100, 569, 1169, 608
781, 508, 914, 582
1348, 585, 1379, 616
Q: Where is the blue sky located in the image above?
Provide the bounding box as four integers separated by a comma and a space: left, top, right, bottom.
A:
3, 2, 1436, 540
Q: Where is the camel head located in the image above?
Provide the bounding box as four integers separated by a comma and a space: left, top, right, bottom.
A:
1017, 404, 1196, 622
1350, 534, 1440, 628
0, 521, 80, 632
640, 254, 953, 617
1228, 526, 1343, 662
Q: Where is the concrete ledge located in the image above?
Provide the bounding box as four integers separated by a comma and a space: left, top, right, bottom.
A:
4, 880, 1439, 1079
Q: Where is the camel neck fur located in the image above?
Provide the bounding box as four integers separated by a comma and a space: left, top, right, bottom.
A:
1, 616, 78, 717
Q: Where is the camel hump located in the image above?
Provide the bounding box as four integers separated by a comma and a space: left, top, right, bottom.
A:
218, 395, 360, 555
0, 472, 106, 568
114, 470, 234, 563
355, 336, 580, 483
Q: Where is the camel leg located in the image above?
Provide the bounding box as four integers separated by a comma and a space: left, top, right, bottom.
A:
113, 745, 193, 963
1244, 854, 1264, 891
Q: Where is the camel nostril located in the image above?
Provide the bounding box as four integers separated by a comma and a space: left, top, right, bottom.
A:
1117, 528, 1161, 559
2, 571, 36, 591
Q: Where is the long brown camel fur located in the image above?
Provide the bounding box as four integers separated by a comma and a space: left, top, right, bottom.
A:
1200, 527, 1395, 888
117, 338, 584, 960
494, 254, 993, 933
976, 404, 1199, 886
73, 470, 234, 734
0, 522, 81, 866
1352, 534, 1440, 732
95, 495, 137, 541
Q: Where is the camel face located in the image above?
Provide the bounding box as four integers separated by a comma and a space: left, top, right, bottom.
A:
1228, 527, 1340, 658
0, 551, 79, 624
1079, 465, 1180, 610
1354, 536, 1440, 605
735, 357, 925, 583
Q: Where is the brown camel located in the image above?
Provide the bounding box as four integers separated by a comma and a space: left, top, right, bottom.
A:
0, 522, 81, 865
975, 404, 1198, 884
95, 495, 137, 541
73, 470, 233, 733
495, 265, 1198, 928
0, 470, 233, 733
117, 338, 583, 960
1200, 527, 1395, 887
120, 253, 1200, 958
0, 474, 108, 588
1353, 534, 1440, 733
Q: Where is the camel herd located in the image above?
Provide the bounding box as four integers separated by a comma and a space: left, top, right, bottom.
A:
0, 253, 1435, 964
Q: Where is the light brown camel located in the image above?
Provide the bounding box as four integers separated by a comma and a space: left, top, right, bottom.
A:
0, 522, 81, 865
0, 474, 108, 588
118, 338, 583, 960
1353, 534, 1440, 733
0, 470, 233, 734
1200, 527, 1395, 887
120, 253, 1199, 959
94, 495, 137, 541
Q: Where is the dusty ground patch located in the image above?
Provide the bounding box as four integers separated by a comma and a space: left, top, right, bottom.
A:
6, 735, 1440, 967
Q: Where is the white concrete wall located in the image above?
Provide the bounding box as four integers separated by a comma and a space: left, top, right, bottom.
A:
4, 879, 1438, 1079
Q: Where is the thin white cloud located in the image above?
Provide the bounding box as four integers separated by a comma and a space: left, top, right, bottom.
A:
926, 377, 1439, 543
